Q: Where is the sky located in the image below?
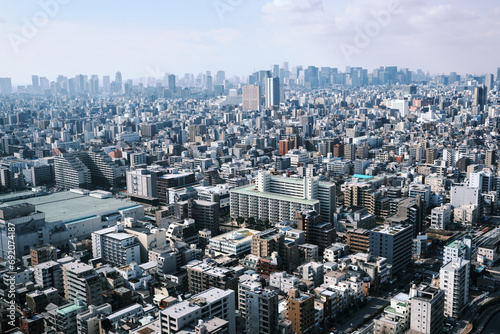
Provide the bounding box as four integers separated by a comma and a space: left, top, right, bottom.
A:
0, 0, 499, 84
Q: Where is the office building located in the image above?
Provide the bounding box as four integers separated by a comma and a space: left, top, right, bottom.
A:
440, 259, 470, 318
208, 228, 258, 257
369, 225, 413, 274
409, 284, 445, 334
168, 74, 176, 94
63, 262, 103, 306
242, 85, 261, 111
160, 287, 236, 334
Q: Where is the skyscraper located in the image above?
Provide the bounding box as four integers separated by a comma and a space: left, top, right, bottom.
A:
485, 73, 494, 90
115, 71, 122, 84
168, 74, 176, 94
473, 85, 487, 110
32, 75, 40, 92
0, 78, 12, 95
265, 76, 280, 108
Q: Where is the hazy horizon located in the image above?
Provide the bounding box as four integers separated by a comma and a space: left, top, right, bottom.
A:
1, 0, 500, 83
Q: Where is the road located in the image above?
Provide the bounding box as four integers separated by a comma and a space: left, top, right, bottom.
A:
337, 296, 389, 333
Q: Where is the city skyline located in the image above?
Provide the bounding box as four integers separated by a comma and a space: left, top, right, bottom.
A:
1, 0, 500, 82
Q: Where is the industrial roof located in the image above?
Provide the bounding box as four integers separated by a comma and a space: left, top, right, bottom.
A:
0, 191, 140, 223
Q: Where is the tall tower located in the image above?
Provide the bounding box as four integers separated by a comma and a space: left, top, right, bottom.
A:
265, 76, 280, 108
168, 74, 176, 94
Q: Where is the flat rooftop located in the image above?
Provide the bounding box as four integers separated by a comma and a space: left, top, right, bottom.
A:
231, 185, 320, 206
0, 191, 141, 224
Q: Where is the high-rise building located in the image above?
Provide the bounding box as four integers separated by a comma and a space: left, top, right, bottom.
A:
473, 85, 487, 110
230, 171, 336, 225
0, 77, 12, 95
245, 287, 279, 334
168, 74, 176, 94
189, 199, 220, 234
160, 288, 236, 334
369, 224, 413, 274
485, 73, 494, 90
285, 288, 315, 334
63, 262, 103, 306
265, 76, 280, 108
409, 284, 445, 334
346, 229, 371, 253
440, 259, 470, 318
242, 85, 261, 111
485, 150, 496, 168
32, 75, 40, 92
344, 143, 356, 161
426, 147, 437, 164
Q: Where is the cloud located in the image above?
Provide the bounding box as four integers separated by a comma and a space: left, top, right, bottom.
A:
262, 0, 324, 14
258, 0, 500, 74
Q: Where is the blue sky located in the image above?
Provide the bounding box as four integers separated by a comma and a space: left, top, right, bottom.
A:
1, 0, 499, 83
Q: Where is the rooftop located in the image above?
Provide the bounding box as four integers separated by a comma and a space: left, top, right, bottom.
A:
0, 191, 140, 224
231, 185, 320, 206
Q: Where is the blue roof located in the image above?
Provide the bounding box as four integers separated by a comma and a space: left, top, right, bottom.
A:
353, 174, 373, 179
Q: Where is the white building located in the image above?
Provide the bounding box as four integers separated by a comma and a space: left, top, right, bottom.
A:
160, 287, 235, 334
430, 204, 452, 230
92, 224, 141, 266
409, 284, 445, 334
126, 168, 158, 200
269, 272, 300, 293
443, 237, 471, 264
230, 171, 335, 225
373, 293, 410, 334
440, 259, 470, 318
208, 228, 258, 257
